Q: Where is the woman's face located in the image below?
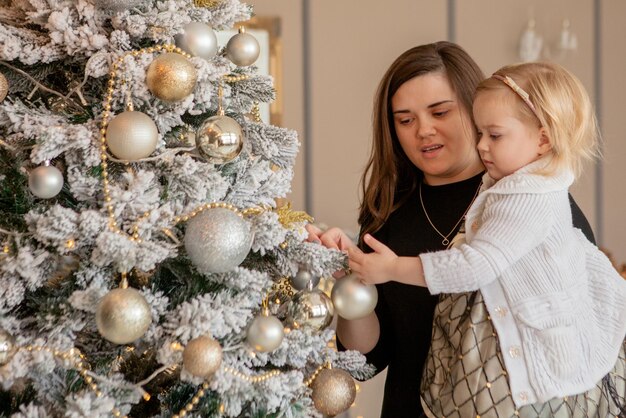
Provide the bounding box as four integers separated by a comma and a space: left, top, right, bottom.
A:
391, 72, 483, 185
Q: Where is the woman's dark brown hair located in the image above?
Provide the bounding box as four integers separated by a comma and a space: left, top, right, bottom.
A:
358, 41, 485, 243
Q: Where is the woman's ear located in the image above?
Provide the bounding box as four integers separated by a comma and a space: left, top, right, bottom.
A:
537, 127, 552, 155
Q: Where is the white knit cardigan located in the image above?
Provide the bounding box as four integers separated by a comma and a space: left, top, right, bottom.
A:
420, 159, 626, 407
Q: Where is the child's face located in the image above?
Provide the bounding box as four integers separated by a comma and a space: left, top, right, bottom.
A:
473, 90, 548, 181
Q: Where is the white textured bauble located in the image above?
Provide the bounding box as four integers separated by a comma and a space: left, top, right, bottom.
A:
291, 268, 320, 291
96, 287, 152, 345
28, 164, 64, 199
95, 0, 144, 11
286, 289, 334, 331
0, 328, 18, 366
184, 208, 253, 273
225, 29, 260, 66
0, 72, 8, 102
312, 368, 357, 416
331, 274, 378, 320
195, 115, 244, 164
246, 314, 284, 352
146, 53, 197, 102
183, 336, 223, 378
175, 22, 218, 59
106, 111, 158, 161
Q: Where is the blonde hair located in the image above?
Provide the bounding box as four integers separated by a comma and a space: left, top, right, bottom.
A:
475, 62, 599, 178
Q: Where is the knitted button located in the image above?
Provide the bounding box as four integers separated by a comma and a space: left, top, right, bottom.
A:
509, 346, 522, 358
494, 306, 508, 317
471, 221, 480, 232
517, 391, 529, 402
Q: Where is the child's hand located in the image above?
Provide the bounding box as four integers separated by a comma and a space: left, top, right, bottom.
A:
348, 234, 398, 284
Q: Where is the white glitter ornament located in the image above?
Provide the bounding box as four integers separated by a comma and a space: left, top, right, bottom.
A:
184, 208, 253, 273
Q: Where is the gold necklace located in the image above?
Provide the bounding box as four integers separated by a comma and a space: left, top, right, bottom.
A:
419, 180, 482, 246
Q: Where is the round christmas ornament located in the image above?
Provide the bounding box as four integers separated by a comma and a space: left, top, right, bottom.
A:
331, 274, 378, 320
285, 289, 334, 331
28, 161, 64, 199
225, 27, 260, 67
290, 267, 320, 291
246, 310, 284, 352
184, 207, 253, 273
0, 72, 8, 102
175, 22, 218, 60
195, 114, 244, 164
0, 328, 18, 366
311, 368, 357, 416
183, 335, 223, 378
95, 0, 144, 11
146, 52, 197, 102
96, 287, 152, 345
106, 110, 158, 161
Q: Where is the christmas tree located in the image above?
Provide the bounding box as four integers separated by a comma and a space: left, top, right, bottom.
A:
0, 0, 374, 416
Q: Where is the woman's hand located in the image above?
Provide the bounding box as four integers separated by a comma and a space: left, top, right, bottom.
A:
305, 225, 356, 252
348, 234, 398, 284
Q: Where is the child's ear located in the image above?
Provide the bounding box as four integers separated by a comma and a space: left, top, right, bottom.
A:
537, 127, 552, 155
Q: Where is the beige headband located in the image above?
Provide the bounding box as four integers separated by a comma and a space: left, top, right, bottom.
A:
492, 74, 541, 121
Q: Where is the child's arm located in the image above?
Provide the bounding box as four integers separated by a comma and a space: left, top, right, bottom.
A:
348, 234, 427, 287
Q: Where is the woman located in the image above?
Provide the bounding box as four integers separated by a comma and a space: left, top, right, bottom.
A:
306, 42, 618, 417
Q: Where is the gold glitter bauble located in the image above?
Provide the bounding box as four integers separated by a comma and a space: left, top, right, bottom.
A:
146, 53, 197, 102
311, 368, 357, 416
183, 336, 223, 378
0, 328, 18, 366
96, 287, 152, 345
0, 72, 8, 102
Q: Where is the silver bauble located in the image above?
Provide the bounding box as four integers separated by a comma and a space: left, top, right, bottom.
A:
331, 274, 378, 320
286, 289, 334, 331
0, 328, 18, 366
225, 28, 260, 66
291, 268, 320, 291
184, 208, 253, 273
28, 164, 64, 199
175, 22, 218, 59
183, 335, 223, 378
0, 72, 8, 102
146, 53, 197, 102
106, 111, 158, 161
195, 115, 244, 164
96, 287, 152, 345
312, 368, 357, 416
246, 314, 284, 352
96, 0, 144, 11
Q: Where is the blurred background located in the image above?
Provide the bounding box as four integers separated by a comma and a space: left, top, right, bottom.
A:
242, 1, 626, 416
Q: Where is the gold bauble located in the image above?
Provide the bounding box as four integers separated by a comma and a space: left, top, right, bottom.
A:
0, 72, 8, 102
285, 289, 334, 331
195, 115, 244, 164
182, 335, 223, 378
311, 368, 356, 416
96, 287, 152, 345
0, 328, 18, 366
146, 52, 197, 102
